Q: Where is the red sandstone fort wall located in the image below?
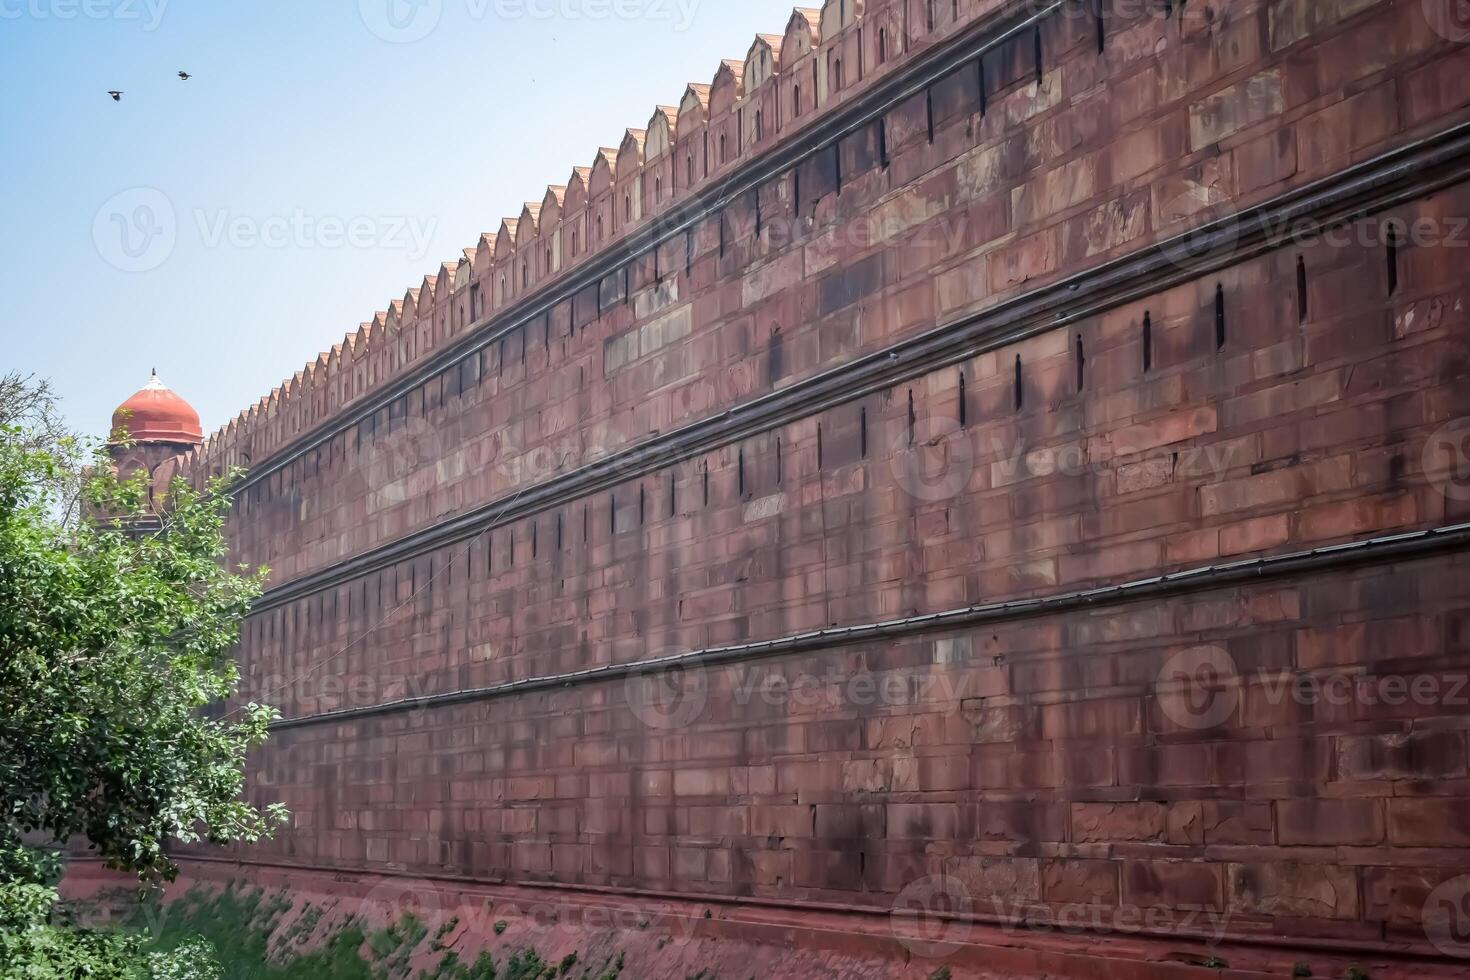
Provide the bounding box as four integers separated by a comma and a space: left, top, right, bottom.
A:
169, 0, 1470, 965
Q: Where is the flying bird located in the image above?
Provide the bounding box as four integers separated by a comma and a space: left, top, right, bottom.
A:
178, 71, 191, 80
107, 91, 123, 101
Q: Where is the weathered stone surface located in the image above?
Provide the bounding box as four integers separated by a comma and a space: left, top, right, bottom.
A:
145, 0, 1470, 963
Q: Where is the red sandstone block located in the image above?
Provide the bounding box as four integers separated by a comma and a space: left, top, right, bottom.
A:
1115, 454, 1175, 495
1041, 698, 1144, 742
1041, 859, 1120, 907
1228, 861, 1361, 920
1213, 738, 1333, 786
1278, 799, 1385, 846
1236, 128, 1298, 195
1388, 798, 1470, 847
1092, 490, 1193, 538
778, 761, 847, 802
673, 768, 730, 798
976, 802, 1067, 843
916, 755, 971, 792
1296, 494, 1419, 543
1295, 84, 1400, 175
1337, 731, 1468, 781
1057, 541, 1162, 585
687, 805, 747, 837
673, 846, 708, 881
1221, 374, 1344, 429
750, 805, 812, 839
1119, 743, 1215, 788
1107, 126, 1169, 186
967, 703, 1040, 746
506, 776, 554, 801
1295, 616, 1439, 670
887, 803, 962, 841
635, 845, 670, 882
1202, 455, 1356, 518
1011, 156, 1096, 227
1071, 803, 1167, 844
1123, 860, 1225, 911
1363, 865, 1470, 927
1165, 527, 1220, 566
1203, 802, 1276, 846
814, 804, 886, 840
865, 712, 970, 750
1093, 407, 1218, 459
1219, 514, 1291, 556
988, 229, 1059, 293
945, 855, 1042, 904
793, 848, 865, 890
641, 808, 675, 837
1402, 52, 1470, 128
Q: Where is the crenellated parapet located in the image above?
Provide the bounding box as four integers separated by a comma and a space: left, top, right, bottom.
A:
182, 0, 1001, 486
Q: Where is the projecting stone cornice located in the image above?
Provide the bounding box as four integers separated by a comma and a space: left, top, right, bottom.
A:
267, 523, 1470, 729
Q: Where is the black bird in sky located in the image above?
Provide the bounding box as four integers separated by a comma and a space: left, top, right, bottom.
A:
178, 71, 191, 80
107, 91, 123, 101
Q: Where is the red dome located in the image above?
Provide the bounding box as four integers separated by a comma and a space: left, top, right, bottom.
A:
111, 372, 203, 445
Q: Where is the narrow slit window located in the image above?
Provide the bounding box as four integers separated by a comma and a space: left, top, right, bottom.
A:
1214, 284, 1226, 351
1387, 223, 1401, 294
1296, 256, 1308, 323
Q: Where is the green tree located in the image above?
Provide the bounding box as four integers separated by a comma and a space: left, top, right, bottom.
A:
0, 374, 285, 976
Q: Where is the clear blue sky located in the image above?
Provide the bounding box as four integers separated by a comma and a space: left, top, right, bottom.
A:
0, 0, 799, 441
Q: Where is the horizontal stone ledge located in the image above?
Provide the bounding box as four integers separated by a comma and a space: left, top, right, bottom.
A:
248, 117, 1470, 615
262, 520, 1470, 732
127, 854, 1463, 968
